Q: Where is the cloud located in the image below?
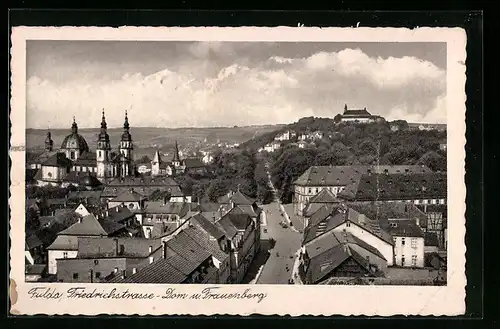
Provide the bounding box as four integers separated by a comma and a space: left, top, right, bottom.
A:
26, 48, 446, 129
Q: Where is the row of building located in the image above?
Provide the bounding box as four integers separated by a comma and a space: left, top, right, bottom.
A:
26, 189, 263, 284
291, 164, 447, 284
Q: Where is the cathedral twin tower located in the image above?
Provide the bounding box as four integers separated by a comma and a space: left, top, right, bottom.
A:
96, 109, 135, 180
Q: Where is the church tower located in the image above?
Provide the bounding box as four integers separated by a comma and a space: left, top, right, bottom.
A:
119, 110, 134, 177
151, 150, 162, 176
96, 109, 111, 180
44, 131, 53, 152
172, 140, 181, 167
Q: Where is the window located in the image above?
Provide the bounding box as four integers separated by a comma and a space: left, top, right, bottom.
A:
94, 260, 99, 265
308, 188, 312, 194
414, 199, 420, 205
411, 238, 417, 248
128, 203, 135, 209
95, 272, 101, 278
401, 238, 405, 246
63, 252, 68, 258
346, 222, 351, 228
401, 255, 405, 266
315, 188, 319, 194
411, 255, 418, 267
132, 268, 137, 274
73, 273, 79, 279
431, 199, 437, 205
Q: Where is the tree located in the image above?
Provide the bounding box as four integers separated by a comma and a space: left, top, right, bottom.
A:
26, 207, 40, 231
391, 120, 409, 131
333, 113, 342, 123
417, 151, 446, 172
139, 155, 152, 164
206, 179, 230, 202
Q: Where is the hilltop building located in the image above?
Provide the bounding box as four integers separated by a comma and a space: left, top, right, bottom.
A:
339, 104, 377, 124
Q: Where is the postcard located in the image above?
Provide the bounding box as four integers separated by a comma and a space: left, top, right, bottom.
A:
10, 26, 466, 316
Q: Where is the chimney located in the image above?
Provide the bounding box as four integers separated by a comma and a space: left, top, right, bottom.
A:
367, 169, 372, 175
121, 270, 126, 279
116, 206, 119, 212
415, 217, 420, 227
78, 216, 82, 223
106, 210, 109, 217
148, 246, 152, 254
114, 238, 119, 257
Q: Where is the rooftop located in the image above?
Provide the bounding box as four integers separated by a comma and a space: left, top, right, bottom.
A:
111, 190, 145, 203
308, 188, 341, 204
339, 172, 447, 201
42, 153, 73, 168
295, 165, 432, 186
303, 205, 393, 246
77, 237, 162, 258
305, 230, 386, 261
143, 201, 190, 217
385, 219, 424, 238
191, 213, 226, 240
218, 190, 255, 206
306, 243, 374, 284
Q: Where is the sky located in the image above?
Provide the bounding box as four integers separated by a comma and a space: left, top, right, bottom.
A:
26, 41, 447, 129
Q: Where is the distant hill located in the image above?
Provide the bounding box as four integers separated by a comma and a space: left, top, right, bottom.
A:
25, 124, 286, 157
238, 116, 447, 150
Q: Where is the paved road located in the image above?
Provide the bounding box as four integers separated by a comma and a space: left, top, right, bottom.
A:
257, 202, 302, 284
255, 161, 302, 284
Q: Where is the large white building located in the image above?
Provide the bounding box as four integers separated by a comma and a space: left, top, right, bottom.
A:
339, 104, 376, 123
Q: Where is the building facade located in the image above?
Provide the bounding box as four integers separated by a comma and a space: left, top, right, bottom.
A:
387, 219, 425, 268
294, 165, 433, 215
339, 104, 376, 123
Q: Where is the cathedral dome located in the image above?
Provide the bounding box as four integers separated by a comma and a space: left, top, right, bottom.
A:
60, 118, 90, 153
61, 133, 90, 153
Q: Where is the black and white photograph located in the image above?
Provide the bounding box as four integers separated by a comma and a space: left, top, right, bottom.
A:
10, 26, 466, 316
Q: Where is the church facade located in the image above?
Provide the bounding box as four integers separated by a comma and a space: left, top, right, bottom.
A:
30, 110, 136, 187
339, 104, 377, 124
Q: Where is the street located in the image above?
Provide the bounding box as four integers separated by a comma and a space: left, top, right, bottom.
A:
254, 161, 302, 284
256, 202, 302, 284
